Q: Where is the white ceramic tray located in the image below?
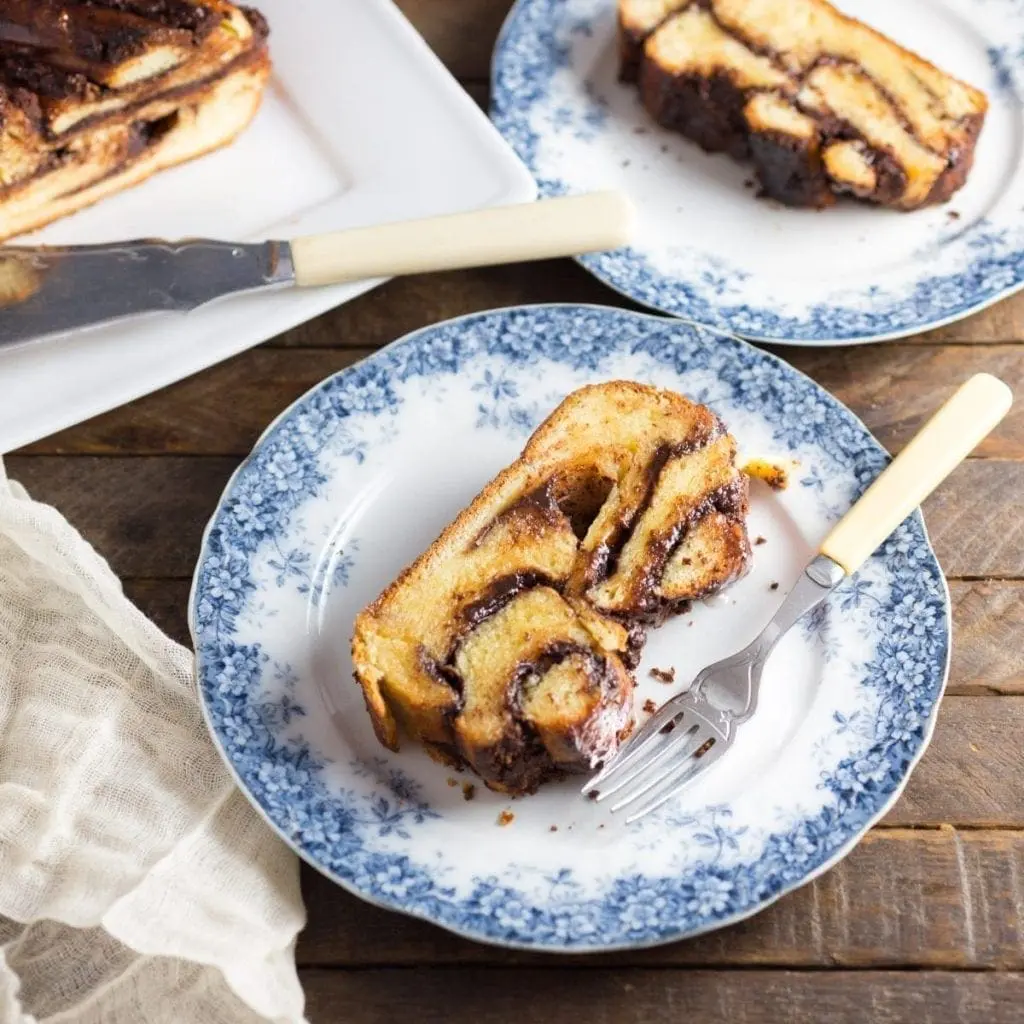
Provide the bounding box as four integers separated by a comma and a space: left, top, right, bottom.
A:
0, 0, 535, 453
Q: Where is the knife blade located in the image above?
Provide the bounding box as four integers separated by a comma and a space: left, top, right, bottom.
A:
0, 240, 293, 347
0, 191, 635, 349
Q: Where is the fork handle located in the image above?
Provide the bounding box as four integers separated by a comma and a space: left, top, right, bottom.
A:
820, 373, 1012, 574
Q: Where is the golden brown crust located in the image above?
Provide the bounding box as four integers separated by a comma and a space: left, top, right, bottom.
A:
352, 382, 752, 795
619, 0, 987, 210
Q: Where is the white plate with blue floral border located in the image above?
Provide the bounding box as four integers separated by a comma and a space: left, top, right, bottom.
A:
190, 304, 950, 950
491, 0, 1024, 344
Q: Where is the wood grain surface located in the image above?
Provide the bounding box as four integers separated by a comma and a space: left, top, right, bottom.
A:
6, 1, 1023, 1020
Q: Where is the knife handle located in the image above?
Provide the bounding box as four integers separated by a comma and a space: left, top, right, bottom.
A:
288, 192, 634, 288
819, 373, 1012, 575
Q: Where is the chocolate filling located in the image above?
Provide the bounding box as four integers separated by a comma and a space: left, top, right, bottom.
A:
582, 424, 723, 588
628, 0, 977, 207
457, 570, 557, 638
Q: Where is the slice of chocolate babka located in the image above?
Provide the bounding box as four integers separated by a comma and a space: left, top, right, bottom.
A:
0, 0, 270, 240
619, 0, 987, 209
352, 382, 751, 795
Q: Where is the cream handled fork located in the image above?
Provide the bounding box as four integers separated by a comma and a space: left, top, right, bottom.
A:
583, 373, 1014, 823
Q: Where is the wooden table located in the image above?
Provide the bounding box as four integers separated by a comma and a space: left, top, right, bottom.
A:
10, 2, 1024, 1020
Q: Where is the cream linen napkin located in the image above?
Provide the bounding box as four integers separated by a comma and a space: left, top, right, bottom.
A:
0, 460, 307, 1024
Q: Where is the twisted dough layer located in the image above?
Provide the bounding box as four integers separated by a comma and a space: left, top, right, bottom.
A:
353, 382, 751, 795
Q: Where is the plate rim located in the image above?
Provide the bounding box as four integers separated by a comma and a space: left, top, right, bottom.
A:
189, 301, 952, 951
489, 0, 1023, 346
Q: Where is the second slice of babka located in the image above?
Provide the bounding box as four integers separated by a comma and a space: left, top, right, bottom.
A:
352, 382, 751, 795
619, 0, 988, 209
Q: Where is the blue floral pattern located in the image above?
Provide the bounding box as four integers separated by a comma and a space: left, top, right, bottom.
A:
490, 0, 1024, 342
191, 305, 949, 950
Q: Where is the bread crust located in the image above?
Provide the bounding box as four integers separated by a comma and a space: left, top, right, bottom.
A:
352, 382, 751, 795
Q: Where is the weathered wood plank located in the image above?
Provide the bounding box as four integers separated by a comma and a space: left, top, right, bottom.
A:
5, 457, 1017, 578
887, 697, 1024, 826
18, 343, 1024, 458
395, 0, 509, 81
300, 968, 1024, 1024
297, 829, 1024, 968
267, 260, 633, 349
5, 457, 239, 578
18, 349, 375, 456
948, 581, 1024, 695
924, 460, 1024, 578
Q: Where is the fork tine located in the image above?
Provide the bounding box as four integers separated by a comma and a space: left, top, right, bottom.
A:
623, 739, 728, 823
609, 728, 714, 812
593, 719, 702, 802
581, 701, 684, 794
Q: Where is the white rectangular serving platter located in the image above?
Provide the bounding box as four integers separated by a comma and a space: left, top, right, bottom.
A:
0, 0, 535, 452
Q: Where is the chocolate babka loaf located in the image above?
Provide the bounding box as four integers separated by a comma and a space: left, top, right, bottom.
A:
352, 382, 751, 795
619, 0, 988, 209
0, 0, 270, 240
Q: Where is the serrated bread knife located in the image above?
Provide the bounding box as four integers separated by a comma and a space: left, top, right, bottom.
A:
0, 191, 634, 348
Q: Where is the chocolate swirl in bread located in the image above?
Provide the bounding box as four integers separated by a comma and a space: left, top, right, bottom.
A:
619, 0, 987, 209
352, 382, 751, 795
0, 0, 269, 240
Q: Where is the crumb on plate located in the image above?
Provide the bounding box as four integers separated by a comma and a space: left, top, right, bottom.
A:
446, 777, 458, 787
742, 458, 790, 491
497, 809, 514, 826
549, 825, 558, 832
462, 782, 476, 801
642, 698, 658, 714
770, 581, 779, 591
650, 666, 676, 684
755, 535, 767, 546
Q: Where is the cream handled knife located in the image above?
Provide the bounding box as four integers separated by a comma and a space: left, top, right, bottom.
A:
0, 191, 634, 348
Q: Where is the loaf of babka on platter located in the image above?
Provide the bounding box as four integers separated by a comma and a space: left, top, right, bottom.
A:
0, 0, 270, 241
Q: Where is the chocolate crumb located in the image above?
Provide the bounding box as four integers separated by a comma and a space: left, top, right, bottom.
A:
497, 810, 514, 826
947, 210, 961, 220
462, 782, 476, 801
549, 825, 558, 832
598, 824, 605, 829
650, 666, 676, 684
770, 582, 779, 591
642, 698, 658, 714
755, 535, 767, 546
446, 777, 458, 787
587, 790, 600, 801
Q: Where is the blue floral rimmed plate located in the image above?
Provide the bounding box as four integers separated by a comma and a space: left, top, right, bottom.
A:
190, 304, 950, 950
491, 0, 1024, 344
